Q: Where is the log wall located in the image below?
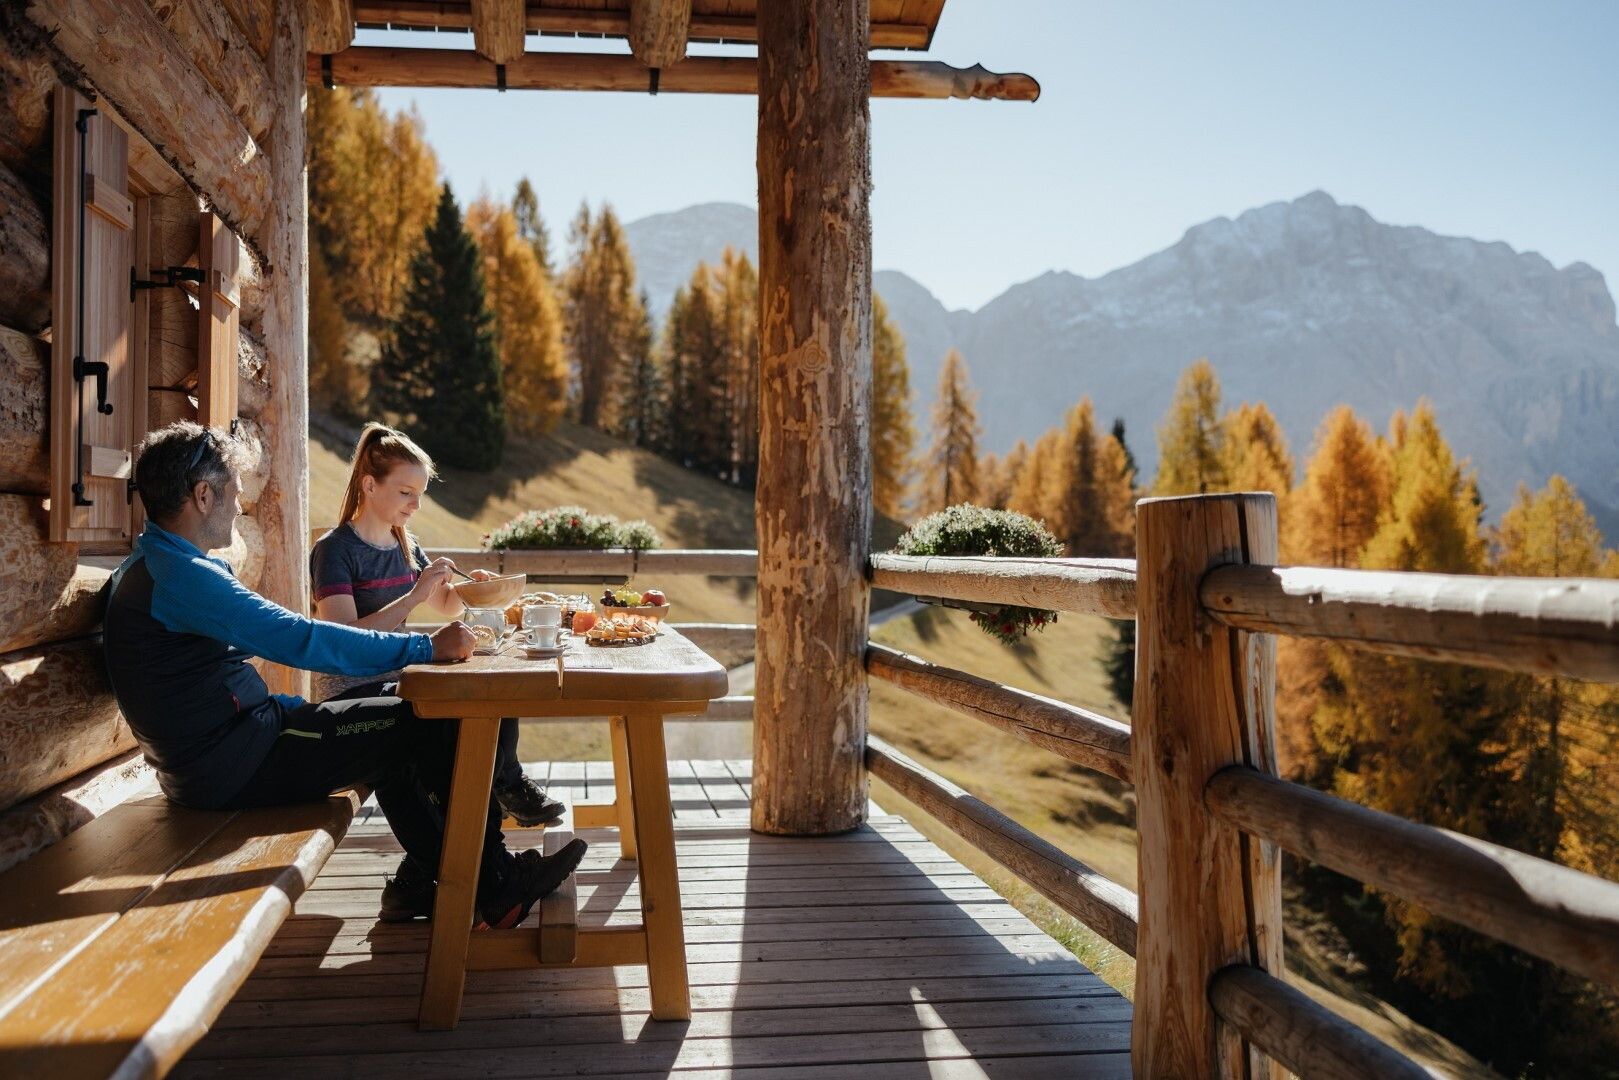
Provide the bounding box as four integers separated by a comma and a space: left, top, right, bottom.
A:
0, 0, 295, 847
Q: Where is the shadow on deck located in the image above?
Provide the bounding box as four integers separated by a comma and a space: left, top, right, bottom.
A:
175, 761, 1132, 1078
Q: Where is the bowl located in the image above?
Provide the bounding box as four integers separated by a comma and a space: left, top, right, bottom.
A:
452, 573, 527, 609
606, 604, 672, 623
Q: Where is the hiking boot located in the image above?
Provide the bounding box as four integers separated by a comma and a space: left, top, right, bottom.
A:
495, 773, 566, 827
379, 856, 436, 923
475, 839, 588, 930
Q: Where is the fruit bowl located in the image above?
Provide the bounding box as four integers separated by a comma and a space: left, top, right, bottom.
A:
606, 604, 671, 624
452, 573, 527, 609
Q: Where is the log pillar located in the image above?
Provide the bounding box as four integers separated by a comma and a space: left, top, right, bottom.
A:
750, 0, 873, 835
1131, 493, 1284, 1078
254, 0, 310, 698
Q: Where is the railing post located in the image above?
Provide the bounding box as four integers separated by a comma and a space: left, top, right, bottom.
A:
1131, 493, 1284, 1078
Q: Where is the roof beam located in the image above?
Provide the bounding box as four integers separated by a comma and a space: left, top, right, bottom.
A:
347, 2, 933, 49
469, 0, 525, 64
307, 0, 355, 53
308, 47, 1041, 101
629, 0, 691, 69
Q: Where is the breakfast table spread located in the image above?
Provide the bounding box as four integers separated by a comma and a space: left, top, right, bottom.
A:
396, 622, 728, 1030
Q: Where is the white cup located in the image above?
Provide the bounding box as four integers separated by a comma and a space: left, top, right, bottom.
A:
523, 603, 562, 629
465, 608, 506, 636
529, 624, 561, 649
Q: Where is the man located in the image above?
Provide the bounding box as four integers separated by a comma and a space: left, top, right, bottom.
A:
103, 422, 584, 928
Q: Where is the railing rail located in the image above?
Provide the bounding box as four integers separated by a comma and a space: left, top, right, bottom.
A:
423, 546, 759, 578
1203, 563, 1619, 682
869, 553, 1137, 618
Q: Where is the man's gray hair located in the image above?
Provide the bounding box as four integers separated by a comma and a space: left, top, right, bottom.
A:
133, 421, 251, 523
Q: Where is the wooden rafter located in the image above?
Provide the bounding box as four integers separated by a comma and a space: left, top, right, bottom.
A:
347, 1, 933, 49
307, 0, 355, 54
469, 0, 525, 64
309, 47, 1041, 101
628, 0, 690, 69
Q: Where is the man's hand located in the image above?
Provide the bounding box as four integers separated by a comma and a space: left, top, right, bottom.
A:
430, 621, 476, 662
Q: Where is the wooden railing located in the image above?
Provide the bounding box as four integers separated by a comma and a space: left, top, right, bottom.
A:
865, 492, 1619, 1079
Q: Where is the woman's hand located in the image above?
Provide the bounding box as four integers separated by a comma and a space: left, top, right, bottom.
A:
410, 560, 454, 603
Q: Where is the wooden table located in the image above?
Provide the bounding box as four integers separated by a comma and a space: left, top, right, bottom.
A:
397, 625, 728, 1031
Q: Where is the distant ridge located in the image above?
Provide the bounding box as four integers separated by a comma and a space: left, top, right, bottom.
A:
624, 194, 1619, 532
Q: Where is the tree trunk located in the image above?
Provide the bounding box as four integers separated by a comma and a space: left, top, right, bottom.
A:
0, 159, 50, 333
24, 0, 272, 248
253, 0, 309, 698
0, 638, 133, 809
750, 0, 873, 836
0, 34, 59, 178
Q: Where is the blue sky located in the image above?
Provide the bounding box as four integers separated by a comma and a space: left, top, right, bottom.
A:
370, 1, 1619, 313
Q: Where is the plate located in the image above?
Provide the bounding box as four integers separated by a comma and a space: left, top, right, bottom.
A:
521, 643, 567, 658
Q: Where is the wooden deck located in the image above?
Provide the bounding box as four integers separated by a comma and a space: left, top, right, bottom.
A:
175, 761, 1133, 1079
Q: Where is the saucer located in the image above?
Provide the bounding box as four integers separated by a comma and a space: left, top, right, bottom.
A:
521, 643, 567, 658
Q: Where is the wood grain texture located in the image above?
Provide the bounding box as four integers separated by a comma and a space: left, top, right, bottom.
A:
751, 0, 873, 837
870, 554, 1138, 618
0, 637, 133, 808
347, 1, 935, 48
0, 749, 157, 875
0, 158, 50, 333
24, 0, 272, 245
610, 716, 637, 860
253, 0, 310, 698
312, 47, 1038, 100
538, 828, 579, 963
0, 792, 357, 1078
628, 0, 690, 68
0, 495, 111, 654
0, 326, 50, 495
306, 0, 355, 53
624, 714, 690, 1019
469, 0, 525, 63
866, 735, 1139, 956
1203, 562, 1619, 683
1130, 493, 1283, 1079
866, 643, 1132, 782
145, 0, 275, 141
221, 0, 274, 58
0, 35, 58, 176
197, 212, 241, 427
1207, 766, 1619, 989
1209, 965, 1430, 1080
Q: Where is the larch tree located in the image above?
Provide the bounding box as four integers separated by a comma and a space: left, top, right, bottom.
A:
562, 203, 647, 431
979, 440, 1027, 512
1153, 357, 1227, 495
1097, 420, 1139, 709
372, 185, 505, 471
307, 248, 359, 414
715, 248, 760, 484
1223, 401, 1294, 496
616, 292, 665, 451
1050, 398, 1113, 557
512, 177, 553, 278
871, 293, 916, 520
661, 269, 724, 471
1008, 427, 1060, 527
919, 349, 982, 513
465, 198, 568, 438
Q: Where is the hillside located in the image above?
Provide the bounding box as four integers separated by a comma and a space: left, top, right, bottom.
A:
624, 194, 1619, 533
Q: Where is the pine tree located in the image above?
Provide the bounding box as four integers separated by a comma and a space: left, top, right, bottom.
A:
512, 177, 553, 278
661, 271, 724, 471
616, 291, 665, 450
1153, 357, 1227, 495
465, 198, 567, 438
715, 249, 760, 484
372, 185, 505, 471
979, 441, 1026, 512
1287, 405, 1390, 566
1096, 428, 1138, 556
1008, 428, 1060, 527
1110, 417, 1137, 477
1050, 399, 1110, 557
562, 203, 647, 430
1103, 618, 1136, 712
919, 349, 981, 513
1222, 401, 1294, 496
871, 293, 916, 520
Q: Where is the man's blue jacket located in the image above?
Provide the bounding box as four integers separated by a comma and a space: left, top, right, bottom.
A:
103, 521, 434, 807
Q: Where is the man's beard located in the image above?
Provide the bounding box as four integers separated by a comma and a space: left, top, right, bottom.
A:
203, 504, 237, 551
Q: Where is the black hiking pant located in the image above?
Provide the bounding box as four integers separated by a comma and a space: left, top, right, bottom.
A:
221, 682, 511, 894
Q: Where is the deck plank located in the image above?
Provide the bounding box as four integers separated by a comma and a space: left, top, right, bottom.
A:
176, 761, 1132, 1079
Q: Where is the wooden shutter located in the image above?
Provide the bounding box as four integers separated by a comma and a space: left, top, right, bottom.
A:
50, 86, 139, 545
197, 212, 239, 426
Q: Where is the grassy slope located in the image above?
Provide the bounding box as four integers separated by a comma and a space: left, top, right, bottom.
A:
310, 412, 1488, 1076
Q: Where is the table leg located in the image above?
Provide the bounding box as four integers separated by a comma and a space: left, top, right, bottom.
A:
419, 716, 501, 1031
609, 715, 637, 861
623, 714, 690, 1021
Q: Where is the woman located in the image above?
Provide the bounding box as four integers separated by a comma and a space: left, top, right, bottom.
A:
311, 424, 562, 916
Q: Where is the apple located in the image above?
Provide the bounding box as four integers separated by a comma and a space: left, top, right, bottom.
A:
642, 589, 667, 607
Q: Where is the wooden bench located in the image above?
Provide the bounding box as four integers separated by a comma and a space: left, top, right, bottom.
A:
0, 789, 359, 1078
